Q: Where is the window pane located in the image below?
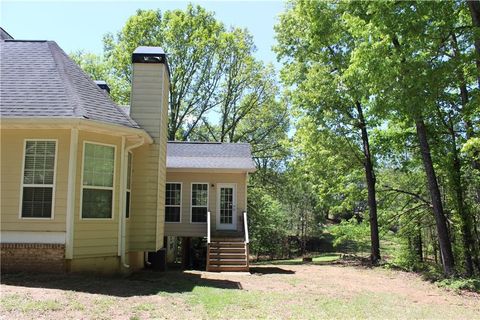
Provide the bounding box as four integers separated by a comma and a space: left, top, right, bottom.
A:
166, 183, 181, 206
126, 191, 131, 218
23, 141, 56, 186
83, 144, 115, 187
45, 156, 55, 169
165, 207, 180, 222
127, 153, 132, 190
192, 207, 207, 223
23, 170, 34, 184
192, 184, 208, 206
21, 187, 53, 218
82, 189, 112, 218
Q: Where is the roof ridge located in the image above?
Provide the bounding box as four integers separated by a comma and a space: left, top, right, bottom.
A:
47, 41, 86, 119
48, 41, 139, 128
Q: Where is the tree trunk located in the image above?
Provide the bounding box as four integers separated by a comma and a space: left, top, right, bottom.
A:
415, 117, 455, 275
473, 214, 480, 272
449, 128, 474, 275
468, 0, 480, 88
452, 32, 480, 274
414, 228, 423, 263
355, 101, 381, 263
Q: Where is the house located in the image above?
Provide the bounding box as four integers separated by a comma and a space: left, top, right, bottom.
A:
0, 29, 255, 274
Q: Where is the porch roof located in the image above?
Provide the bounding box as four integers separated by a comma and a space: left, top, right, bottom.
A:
166, 142, 256, 172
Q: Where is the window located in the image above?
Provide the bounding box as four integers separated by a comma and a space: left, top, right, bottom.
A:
191, 183, 208, 223
165, 183, 181, 222
81, 143, 115, 219
21, 140, 56, 218
126, 152, 132, 218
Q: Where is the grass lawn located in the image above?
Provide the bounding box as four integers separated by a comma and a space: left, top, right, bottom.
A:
1, 263, 479, 319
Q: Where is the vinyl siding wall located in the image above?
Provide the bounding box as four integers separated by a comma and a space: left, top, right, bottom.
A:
0, 129, 69, 233
128, 62, 169, 251
164, 171, 247, 237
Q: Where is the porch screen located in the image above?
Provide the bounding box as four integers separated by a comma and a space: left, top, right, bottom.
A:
81, 143, 115, 219
191, 183, 208, 223
21, 140, 56, 218
165, 183, 181, 222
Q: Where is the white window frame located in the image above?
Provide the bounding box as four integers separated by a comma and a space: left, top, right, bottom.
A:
165, 182, 182, 223
18, 139, 58, 220
80, 141, 116, 221
190, 182, 209, 224
126, 151, 133, 220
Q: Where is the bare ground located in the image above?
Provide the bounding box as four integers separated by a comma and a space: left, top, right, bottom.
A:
1, 264, 479, 319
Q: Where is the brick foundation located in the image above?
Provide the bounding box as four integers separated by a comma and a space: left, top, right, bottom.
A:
1, 243, 65, 273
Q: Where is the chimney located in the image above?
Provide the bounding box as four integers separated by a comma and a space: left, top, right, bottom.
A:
129, 46, 170, 252
130, 46, 169, 141
94, 80, 110, 94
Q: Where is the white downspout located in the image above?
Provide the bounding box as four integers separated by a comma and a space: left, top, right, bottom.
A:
120, 137, 145, 269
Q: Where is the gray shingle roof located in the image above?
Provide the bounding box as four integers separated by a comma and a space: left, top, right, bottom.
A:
167, 142, 256, 172
0, 40, 139, 128
0, 27, 13, 40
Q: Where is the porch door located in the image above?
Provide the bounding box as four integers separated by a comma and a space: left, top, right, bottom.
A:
216, 184, 237, 230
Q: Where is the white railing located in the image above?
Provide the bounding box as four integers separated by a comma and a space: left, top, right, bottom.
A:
243, 211, 249, 244
207, 211, 211, 244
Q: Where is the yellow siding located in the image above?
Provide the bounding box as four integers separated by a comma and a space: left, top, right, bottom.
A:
129, 62, 168, 251
164, 172, 247, 237
72, 131, 121, 258
0, 129, 69, 232
129, 144, 160, 250
156, 68, 169, 249
68, 256, 121, 274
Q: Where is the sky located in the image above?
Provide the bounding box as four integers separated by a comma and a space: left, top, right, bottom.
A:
1, 0, 286, 67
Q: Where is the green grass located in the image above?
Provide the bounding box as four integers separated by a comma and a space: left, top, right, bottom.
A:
1, 293, 62, 313
188, 287, 281, 318
178, 286, 478, 319
253, 252, 341, 265
437, 277, 480, 293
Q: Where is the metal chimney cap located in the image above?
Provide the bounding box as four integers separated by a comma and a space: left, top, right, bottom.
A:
132, 46, 166, 64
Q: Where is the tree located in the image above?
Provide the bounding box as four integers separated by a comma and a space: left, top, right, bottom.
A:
103, 6, 225, 139
70, 51, 129, 105
336, 0, 479, 275
275, 0, 381, 263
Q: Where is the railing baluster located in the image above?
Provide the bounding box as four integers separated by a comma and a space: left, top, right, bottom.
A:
207, 211, 211, 244
206, 211, 211, 271
243, 211, 249, 244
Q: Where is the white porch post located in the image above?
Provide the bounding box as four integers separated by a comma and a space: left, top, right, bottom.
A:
65, 127, 78, 259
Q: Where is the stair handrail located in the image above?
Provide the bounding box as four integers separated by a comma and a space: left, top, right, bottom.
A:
207, 211, 211, 244
243, 211, 249, 244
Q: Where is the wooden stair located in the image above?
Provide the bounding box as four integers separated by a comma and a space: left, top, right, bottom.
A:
207, 238, 249, 272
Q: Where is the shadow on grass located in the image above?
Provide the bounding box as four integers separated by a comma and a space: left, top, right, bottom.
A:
0, 269, 242, 297
252, 253, 342, 266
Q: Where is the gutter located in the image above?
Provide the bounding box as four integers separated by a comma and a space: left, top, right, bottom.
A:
0, 118, 153, 145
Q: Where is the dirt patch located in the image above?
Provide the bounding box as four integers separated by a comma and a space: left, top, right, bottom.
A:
1, 265, 479, 319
